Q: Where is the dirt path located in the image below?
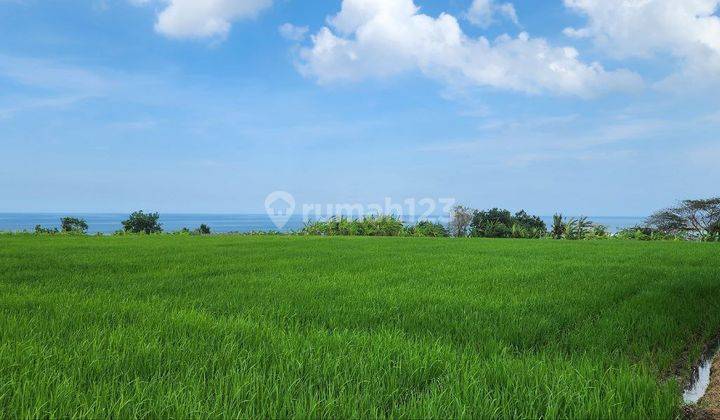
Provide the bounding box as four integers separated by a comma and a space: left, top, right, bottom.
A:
687, 354, 720, 419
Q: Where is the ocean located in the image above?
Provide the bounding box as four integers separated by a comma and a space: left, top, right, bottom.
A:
0, 213, 647, 234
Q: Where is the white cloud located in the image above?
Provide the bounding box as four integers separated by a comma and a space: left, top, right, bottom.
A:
466, 0, 519, 28
564, 0, 720, 87
279, 23, 309, 41
133, 0, 273, 39
296, 0, 641, 97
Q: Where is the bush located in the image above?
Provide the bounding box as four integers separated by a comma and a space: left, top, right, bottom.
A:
302, 215, 406, 237
196, 224, 211, 235
406, 221, 449, 237
615, 226, 685, 241
563, 217, 594, 240
471, 208, 546, 238
61, 217, 88, 234
121, 211, 162, 234
583, 224, 610, 240
34, 225, 58, 235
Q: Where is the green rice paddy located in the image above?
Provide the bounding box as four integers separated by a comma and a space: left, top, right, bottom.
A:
1, 235, 719, 418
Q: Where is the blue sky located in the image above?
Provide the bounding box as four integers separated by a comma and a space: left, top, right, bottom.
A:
1, 0, 719, 216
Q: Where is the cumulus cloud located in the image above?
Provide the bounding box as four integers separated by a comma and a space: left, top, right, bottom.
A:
466, 0, 519, 28
564, 0, 720, 87
133, 0, 273, 39
295, 0, 641, 97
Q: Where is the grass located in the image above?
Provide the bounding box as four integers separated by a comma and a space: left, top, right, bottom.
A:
1, 234, 719, 418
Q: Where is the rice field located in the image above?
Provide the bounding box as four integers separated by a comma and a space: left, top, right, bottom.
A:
1, 234, 719, 418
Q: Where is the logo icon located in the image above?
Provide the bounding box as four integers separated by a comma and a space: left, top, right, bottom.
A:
265, 191, 296, 230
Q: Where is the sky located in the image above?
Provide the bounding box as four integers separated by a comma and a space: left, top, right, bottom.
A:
0, 0, 719, 216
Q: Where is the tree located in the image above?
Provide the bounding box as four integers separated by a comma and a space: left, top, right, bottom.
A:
196, 224, 211, 235
35, 225, 58, 235
471, 208, 546, 238
61, 217, 88, 234
406, 220, 449, 237
646, 198, 720, 239
121, 211, 162, 234
551, 214, 564, 239
470, 208, 512, 238
563, 217, 594, 240
448, 205, 473, 237
512, 210, 547, 232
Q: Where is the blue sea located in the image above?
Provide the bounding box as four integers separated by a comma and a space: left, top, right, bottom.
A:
0, 213, 647, 234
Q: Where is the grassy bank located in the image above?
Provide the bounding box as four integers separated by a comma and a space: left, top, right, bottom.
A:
1, 235, 719, 418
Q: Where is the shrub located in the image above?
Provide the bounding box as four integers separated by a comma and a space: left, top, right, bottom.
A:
615, 226, 686, 241
60, 217, 88, 234
563, 217, 594, 240
583, 224, 610, 240
302, 215, 406, 237
471, 208, 546, 238
196, 224, 212, 235
406, 221, 449, 237
121, 211, 162, 234
34, 225, 58, 235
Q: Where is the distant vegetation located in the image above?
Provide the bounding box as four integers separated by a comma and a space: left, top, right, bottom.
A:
60, 217, 88, 234
177, 224, 212, 236
301, 215, 448, 237
121, 211, 163, 234
33, 225, 59, 235
444, 197, 719, 242
18, 197, 720, 242
646, 197, 720, 241
469, 208, 547, 239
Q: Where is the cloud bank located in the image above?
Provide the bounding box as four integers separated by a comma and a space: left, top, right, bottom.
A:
295, 0, 641, 97
564, 0, 720, 87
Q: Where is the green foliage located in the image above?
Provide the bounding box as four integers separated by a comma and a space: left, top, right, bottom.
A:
302, 216, 449, 237
512, 210, 547, 232
173, 225, 211, 236
405, 220, 449, 237
60, 217, 88, 234
587, 224, 610, 239
615, 226, 685, 241
34, 225, 58, 235
121, 211, 163, 234
551, 214, 564, 239
471, 208, 546, 238
549, 215, 608, 240
647, 197, 720, 239
1, 236, 718, 418
562, 217, 594, 240
302, 215, 406, 237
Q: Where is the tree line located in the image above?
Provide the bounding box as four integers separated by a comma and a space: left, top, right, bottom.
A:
448, 197, 720, 241
26, 197, 720, 241
34, 211, 211, 236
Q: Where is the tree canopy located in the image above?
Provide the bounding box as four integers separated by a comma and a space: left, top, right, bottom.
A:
646, 197, 720, 239
121, 211, 163, 234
